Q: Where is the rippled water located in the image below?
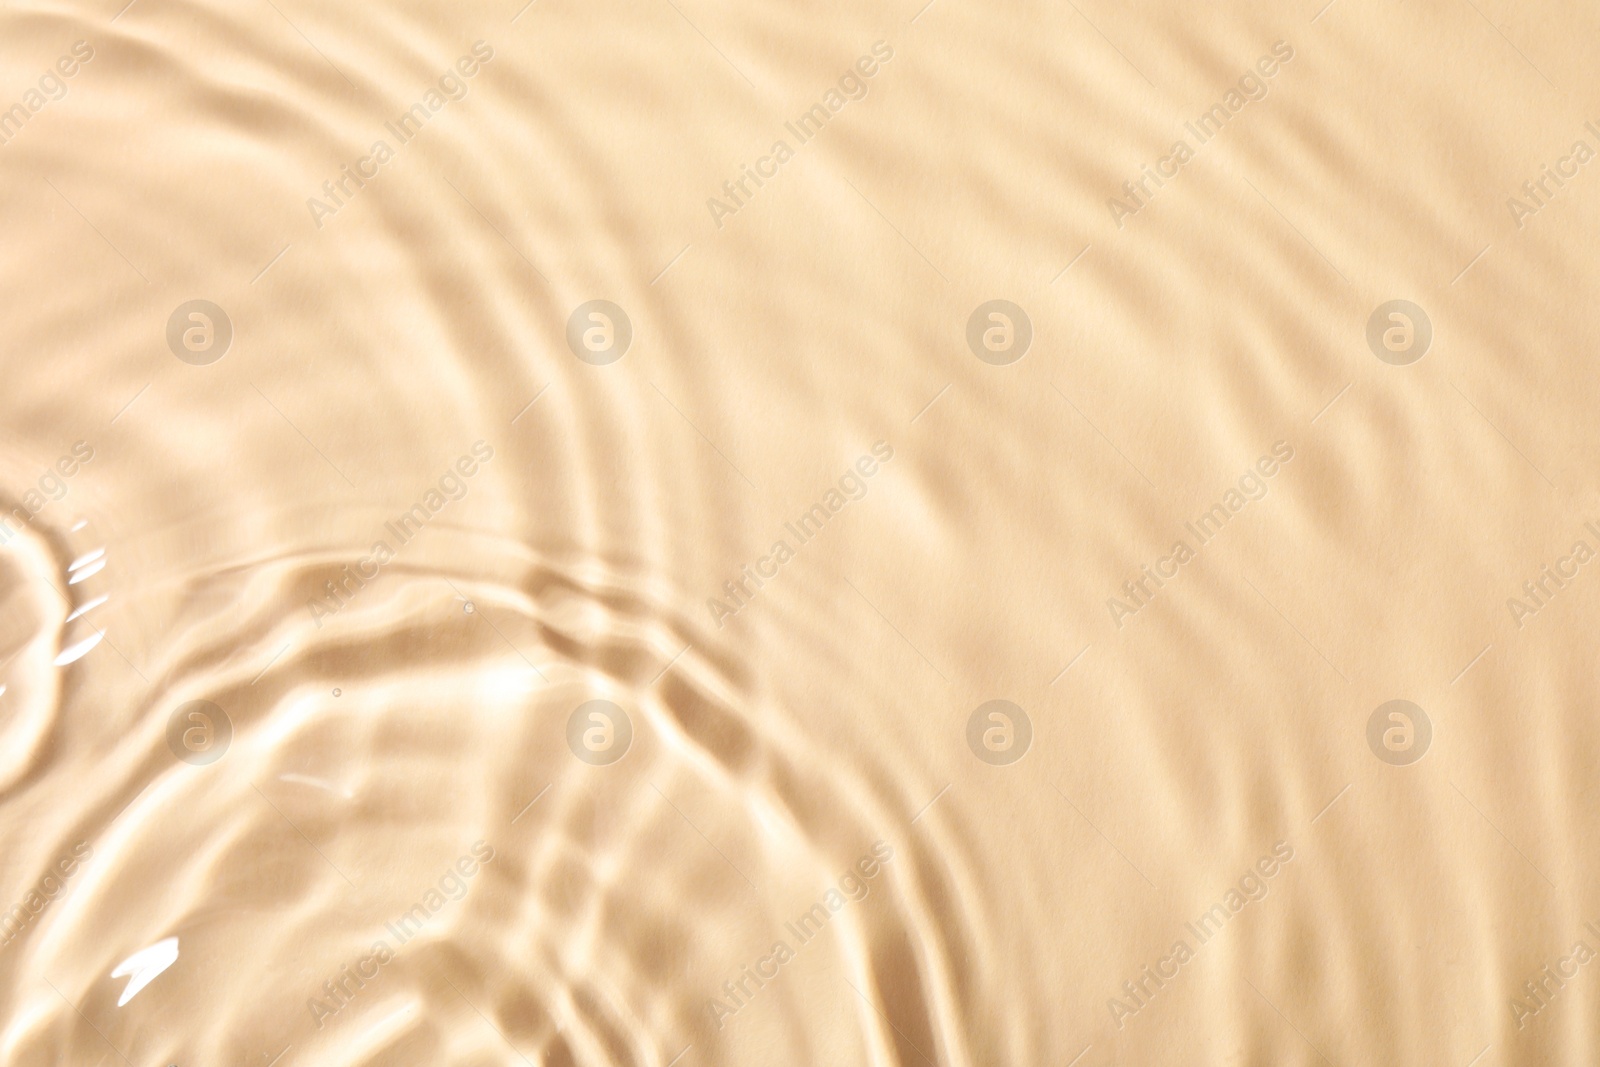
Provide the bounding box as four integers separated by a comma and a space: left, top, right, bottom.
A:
5, 0, 1600, 1063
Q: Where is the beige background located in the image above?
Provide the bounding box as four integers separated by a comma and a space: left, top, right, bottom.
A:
0, 0, 1597, 1063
